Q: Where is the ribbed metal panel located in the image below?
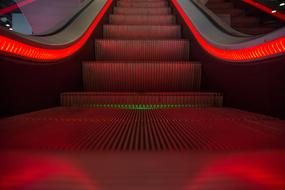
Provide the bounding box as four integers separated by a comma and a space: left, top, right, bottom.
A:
82, 62, 201, 91
113, 7, 171, 15
119, 0, 167, 1
95, 40, 189, 61
109, 15, 176, 25
60, 92, 223, 108
103, 25, 181, 39
117, 1, 168, 8
1, 107, 284, 151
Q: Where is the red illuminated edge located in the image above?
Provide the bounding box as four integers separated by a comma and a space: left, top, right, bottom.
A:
243, 0, 285, 21
0, 0, 113, 62
172, 0, 285, 62
0, 0, 284, 62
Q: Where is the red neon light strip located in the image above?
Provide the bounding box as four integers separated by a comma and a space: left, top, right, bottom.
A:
0, 0, 284, 62
0, 0, 36, 15
0, 0, 113, 61
243, 0, 285, 21
172, 0, 285, 61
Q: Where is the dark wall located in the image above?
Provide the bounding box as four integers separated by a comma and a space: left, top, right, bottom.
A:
0, 3, 113, 118
172, 1, 285, 119
0, 52, 83, 117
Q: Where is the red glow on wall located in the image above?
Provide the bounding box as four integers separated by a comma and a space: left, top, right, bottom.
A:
0, 0, 36, 15
243, 0, 285, 21
172, 0, 285, 62
0, 0, 113, 62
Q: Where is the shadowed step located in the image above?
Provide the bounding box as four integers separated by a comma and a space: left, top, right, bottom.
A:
61, 92, 223, 108
95, 39, 190, 61
117, 1, 168, 8
113, 7, 171, 15
103, 25, 181, 39
109, 15, 176, 25
82, 62, 201, 91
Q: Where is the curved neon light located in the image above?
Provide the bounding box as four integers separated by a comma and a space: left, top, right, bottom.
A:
0, 0, 113, 61
243, 0, 285, 21
172, 0, 285, 62
0, 0, 284, 62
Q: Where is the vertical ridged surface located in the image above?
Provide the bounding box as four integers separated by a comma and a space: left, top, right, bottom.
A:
60, 92, 223, 107
109, 15, 176, 25
83, 62, 201, 91
117, 1, 168, 8
113, 7, 171, 15
103, 25, 181, 39
1, 107, 284, 151
95, 40, 189, 61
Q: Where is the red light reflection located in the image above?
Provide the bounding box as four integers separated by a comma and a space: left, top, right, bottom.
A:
185, 152, 285, 190
0, 153, 97, 190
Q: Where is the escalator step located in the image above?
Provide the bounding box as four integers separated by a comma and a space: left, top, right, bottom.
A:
109, 15, 176, 25
95, 39, 189, 61
119, 0, 167, 2
113, 7, 171, 15
82, 62, 201, 91
61, 92, 223, 108
103, 25, 181, 39
117, 1, 168, 8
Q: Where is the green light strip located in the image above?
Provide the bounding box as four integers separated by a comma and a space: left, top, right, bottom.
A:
79, 104, 211, 110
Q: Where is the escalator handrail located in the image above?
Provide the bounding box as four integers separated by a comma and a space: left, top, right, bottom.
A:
191, 0, 251, 37
172, 0, 285, 62
0, 0, 113, 62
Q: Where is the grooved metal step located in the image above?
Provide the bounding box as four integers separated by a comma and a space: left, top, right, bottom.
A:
82, 62, 201, 91
117, 1, 168, 8
1, 107, 285, 151
113, 7, 171, 15
95, 40, 189, 61
61, 92, 223, 108
103, 25, 181, 39
119, 0, 167, 2
109, 15, 176, 25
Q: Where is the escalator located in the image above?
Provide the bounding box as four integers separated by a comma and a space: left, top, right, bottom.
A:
205, 0, 284, 35
0, 0, 285, 189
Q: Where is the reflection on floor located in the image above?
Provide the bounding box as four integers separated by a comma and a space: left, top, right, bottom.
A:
0, 150, 285, 190
0, 107, 285, 189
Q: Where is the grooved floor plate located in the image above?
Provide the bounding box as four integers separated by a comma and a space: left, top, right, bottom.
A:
109, 15, 176, 25
82, 62, 201, 91
117, 1, 168, 8
95, 40, 189, 61
113, 7, 171, 15
60, 92, 223, 108
1, 107, 284, 151
120, 0, 167, 1
103, 25, 181, 39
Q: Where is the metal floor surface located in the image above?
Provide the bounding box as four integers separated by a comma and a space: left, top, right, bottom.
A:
1, 107, 285, 190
